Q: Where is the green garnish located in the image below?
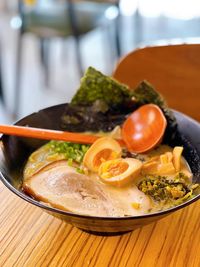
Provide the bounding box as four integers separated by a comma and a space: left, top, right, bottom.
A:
76, 167, 85, 174
67, 158, 73, 166
48, 141, 90, 163
138, 174, 197, 204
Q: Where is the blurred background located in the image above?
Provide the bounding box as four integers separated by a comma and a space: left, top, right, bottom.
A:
1, 0, 200, 123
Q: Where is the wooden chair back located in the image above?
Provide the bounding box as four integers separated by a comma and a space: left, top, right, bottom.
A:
113, 44, 200, 121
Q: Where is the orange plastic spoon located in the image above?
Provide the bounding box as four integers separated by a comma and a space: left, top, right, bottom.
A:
122, 104, 167, 153
0, 104, 167, 153
0, 124, 125, 146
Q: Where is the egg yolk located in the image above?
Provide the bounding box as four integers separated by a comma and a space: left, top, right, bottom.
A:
93, 149, 118, 169
99, 158, 142, 187
83, 137, 122, 172
100, 160, 129, 179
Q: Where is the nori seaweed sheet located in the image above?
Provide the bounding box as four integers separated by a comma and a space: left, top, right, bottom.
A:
61, 67, 177, 142
60, 102, 133, 132
132, 80, 178, 143
71, 67, 133, 109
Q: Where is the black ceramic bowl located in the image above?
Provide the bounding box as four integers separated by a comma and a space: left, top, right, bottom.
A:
0, 104, 200, 235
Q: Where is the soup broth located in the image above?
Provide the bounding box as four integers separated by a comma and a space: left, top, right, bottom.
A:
22, 140, 196, 217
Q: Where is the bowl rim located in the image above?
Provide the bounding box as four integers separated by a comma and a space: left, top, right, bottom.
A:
0, 105, 199, 221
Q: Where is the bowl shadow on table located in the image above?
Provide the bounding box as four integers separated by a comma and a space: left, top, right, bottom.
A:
0, 104, 200, 236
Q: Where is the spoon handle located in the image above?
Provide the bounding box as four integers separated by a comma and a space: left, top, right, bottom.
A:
0, 124, 125, 146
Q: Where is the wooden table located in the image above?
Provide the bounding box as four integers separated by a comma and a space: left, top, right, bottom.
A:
1, 44, 200, 266
0, 182, 200, 267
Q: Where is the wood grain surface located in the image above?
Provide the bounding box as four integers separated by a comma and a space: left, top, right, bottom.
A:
0, 44, 200, 267
0, 182, 200, 267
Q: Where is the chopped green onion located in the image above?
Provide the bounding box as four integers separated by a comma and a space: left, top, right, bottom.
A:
47, 141, 90, 164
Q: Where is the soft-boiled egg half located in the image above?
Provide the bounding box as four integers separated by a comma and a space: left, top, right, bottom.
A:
98, 158, 142, 187
83, 137, 122, 172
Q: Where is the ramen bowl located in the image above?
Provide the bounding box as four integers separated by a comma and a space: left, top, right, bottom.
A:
0, 104, 199, 235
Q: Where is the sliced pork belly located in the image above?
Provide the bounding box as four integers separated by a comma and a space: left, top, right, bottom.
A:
23, 160, 151, 217
23, 161, 126, 217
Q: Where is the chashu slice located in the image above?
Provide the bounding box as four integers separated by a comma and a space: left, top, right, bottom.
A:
23, 160, 125, 217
